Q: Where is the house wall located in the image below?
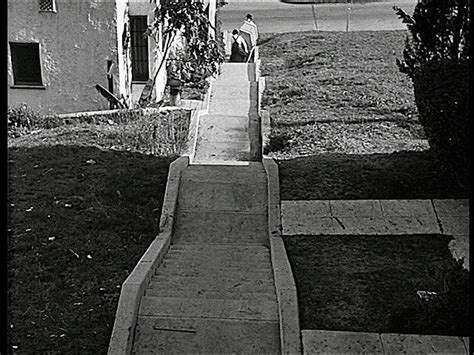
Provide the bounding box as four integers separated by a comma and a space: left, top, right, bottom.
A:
116, 0, 133, 108
7, 0, 127, 115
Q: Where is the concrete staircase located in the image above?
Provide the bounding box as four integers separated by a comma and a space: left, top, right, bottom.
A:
131, 63, 281, 353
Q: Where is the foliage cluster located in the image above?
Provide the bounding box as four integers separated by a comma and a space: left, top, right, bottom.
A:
412, 60, 469, 189
7, 104, 62, 138
148, 0, 225, 87
393, 0, 469, 78
394, 0, 470, 189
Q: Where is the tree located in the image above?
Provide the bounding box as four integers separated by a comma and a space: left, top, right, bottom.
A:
393, 0, 470, 78
139, 0, 225, 107
393, 0, 470, 189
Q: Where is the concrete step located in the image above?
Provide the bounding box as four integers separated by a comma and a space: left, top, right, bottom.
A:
163, 252, 270, 265
139, 296, 279, 321
143, 288, 277, 300
132, 316, 280, 354
181, 168, 265, 185
193, 140, 251, 162
150, 270, 275, 283
210, 82, 258, 101
197, 114, 250, 142
167, 244, 270, 255
155, 264, 273, 279
147, 275, 275, 294
208, 98, 259, 117
158, 257, 271, 270
173, 211, 268, 245
220, 62, 256, 82
177, 179, 267, 212
183, 163, 265, 180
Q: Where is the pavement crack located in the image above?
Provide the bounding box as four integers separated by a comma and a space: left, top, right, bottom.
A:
332, 216, 345, 229
430, 199, 445, 234
153, 326, 196, 333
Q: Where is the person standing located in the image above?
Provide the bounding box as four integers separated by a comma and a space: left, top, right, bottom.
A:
240, 14, 258, 62
229, 29, 248, 62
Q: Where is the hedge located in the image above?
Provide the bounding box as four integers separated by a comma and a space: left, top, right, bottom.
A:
412, 60, 469, 190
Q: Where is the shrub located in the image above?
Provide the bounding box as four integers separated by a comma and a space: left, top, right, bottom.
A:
393, 0, 470, 78
394, 0, 470, 190
412, 61, 469, 189
7, 104, 62, 138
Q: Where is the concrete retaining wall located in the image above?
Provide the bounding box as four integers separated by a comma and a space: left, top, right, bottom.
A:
107, 156, 190, 355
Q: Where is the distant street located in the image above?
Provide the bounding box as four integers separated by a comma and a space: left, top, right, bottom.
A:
220, 0, 418, 33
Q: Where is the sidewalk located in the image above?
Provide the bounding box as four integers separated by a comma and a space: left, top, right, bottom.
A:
281, 199, 469, 271
131, 63, 280, 353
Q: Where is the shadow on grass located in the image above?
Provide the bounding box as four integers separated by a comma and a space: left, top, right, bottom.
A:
7, 145, 175, 354
277, 150, 468, 200
284, 235, 469, 336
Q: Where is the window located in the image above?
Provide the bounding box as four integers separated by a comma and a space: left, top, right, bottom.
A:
39, 0, 56, 12
130, 16, 149, 82
10, 42, 43, 87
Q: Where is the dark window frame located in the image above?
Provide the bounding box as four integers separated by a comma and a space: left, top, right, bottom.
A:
130, 16, 150, 83
10, 42, 44, 88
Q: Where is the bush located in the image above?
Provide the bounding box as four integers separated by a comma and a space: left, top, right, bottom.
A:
412, 61, 469, 189
7, 104, 62, 138
394, 0, 470, 190
393, 0, 470, 78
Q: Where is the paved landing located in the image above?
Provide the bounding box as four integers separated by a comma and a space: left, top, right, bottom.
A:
281, 199, 469, 270
302, 330, 470, 354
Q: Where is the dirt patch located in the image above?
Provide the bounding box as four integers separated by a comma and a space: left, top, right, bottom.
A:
284, 235, 469, 336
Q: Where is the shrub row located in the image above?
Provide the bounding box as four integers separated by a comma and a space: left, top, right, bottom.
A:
7, 105, 192, 157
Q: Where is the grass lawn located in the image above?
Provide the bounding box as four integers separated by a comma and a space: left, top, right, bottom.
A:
260, 30, 469, 336
259, 30, 467, 199
284, 235, 469, 336
7, 112, 188, 353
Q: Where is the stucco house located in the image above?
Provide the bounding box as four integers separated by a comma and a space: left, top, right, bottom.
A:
7, 0, 217, 115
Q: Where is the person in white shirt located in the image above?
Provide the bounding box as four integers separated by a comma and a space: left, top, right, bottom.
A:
229, 29, 249, 62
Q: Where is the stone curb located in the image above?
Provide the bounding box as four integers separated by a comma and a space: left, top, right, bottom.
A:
263, 157, 302, 355
107, 156, 189, 355
183, 79, 213, 162
258, 76, 266, 117
56, 106, 193, 120
183, 109, 204, 161
260, 109, 271, 155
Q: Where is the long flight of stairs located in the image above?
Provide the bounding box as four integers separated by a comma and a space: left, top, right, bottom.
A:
131, 63, 281, 353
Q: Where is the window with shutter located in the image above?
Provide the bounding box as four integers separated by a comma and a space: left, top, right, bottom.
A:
130, 16, 150, 82
39, 0, 56, 13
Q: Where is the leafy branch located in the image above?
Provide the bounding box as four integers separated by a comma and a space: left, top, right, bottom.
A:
148, 0, 224, 86
393, 0, 470, 78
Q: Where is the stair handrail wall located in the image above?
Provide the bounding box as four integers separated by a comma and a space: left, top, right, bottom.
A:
258, 49, 303, 352
107, 156, 190, 355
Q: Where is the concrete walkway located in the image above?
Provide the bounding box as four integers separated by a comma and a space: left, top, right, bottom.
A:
131, 63, 280, 353
281, 199, 469, 270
